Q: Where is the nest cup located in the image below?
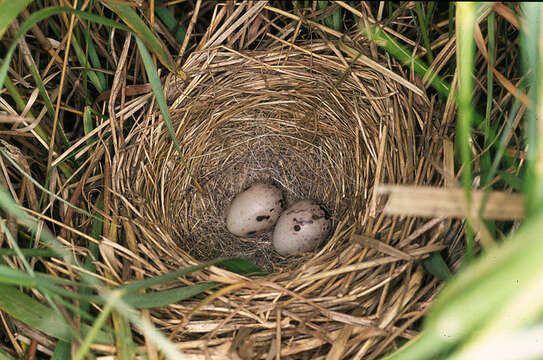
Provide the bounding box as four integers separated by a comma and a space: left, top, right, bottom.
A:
112, 37, 445, 358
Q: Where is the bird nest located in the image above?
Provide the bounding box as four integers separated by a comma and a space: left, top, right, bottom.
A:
110, 19, 457, 360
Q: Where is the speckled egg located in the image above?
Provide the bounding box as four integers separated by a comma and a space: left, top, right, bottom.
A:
226, 183, 285, 237
272, 200, 331, 256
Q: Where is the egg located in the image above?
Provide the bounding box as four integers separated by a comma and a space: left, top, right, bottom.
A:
272, 200, 331, 256
226, 183, 285, 236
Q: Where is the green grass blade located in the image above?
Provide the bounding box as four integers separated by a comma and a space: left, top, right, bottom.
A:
0, 185, 73, 263
360, 21, 449, 97
423, 252, 452, 281
498, 170, 523, 192
121, 259, 224, 293
450, 323, 543, 359
318, 1, 342, 32
0, 0, 33, 39
112, 309, 136, 360
216, 258, 267, 276
82, 6, 107, 92
135, 35, 203, 193
3, 77, 72, 179
456, 2, 477, 261
522, 2, 543, 217
121, 257, 260, 293
106, 3, 182, 78
415, 2, 434, 64
386, 209, 543, 360
23, 59, 71, 148
0, 6, 130, 93
74, 290, 119, 360
79, 192, 102, 313
0, 264, 90, 289
481, 11, 496, 185
107, 292, 187, 360
124, 283, 218, 309
0, 350, 14, 360
0, 248, 58, 257
0, 284, 112, 344
155, 6, 186, 44
51, 341, 71, 360
69, 31, 104, 93
0, 219, 35, 277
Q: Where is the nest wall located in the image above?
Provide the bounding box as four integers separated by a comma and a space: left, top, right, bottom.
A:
110, 36, 452, 358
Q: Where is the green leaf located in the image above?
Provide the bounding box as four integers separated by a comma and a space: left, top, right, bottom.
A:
74, 290, 119, 360
423, 252, 453, 281
0, 0, 33, 39
0, 248, 58, 257
498, 170, 523, 192
0, 348, 15, 360
107, 293, 186, 360
121, 259, 224, 293
0, 264, 90, 289
0, 284, 112, 344
51, 341, 71, 360
124, 283, 218, 309
69, 30, 104, 93
217, 258, 267, 276
360, 21, 450, 97
112, 310, 136, 360
106, 3, 180, 77
155, 6, 186, 44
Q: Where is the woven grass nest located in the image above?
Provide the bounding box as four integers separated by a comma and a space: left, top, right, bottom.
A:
110, 23, 458, 359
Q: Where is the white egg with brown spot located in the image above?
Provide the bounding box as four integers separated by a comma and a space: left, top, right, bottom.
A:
226, 183, 285, 237
272, 200, 331, 256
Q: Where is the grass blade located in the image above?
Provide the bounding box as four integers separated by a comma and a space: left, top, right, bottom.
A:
385, 209, 543, 359
0, 0, 33, 39
0, 6, 130, 93
415, 2, 434, 64
216, 258, 267, 276
74, 290, 119, 360
123, 283, 218, 309
155, 6, 186, 44
522, 2, 543, 217
0, 147, 93, 219
0, 284, 112, 344
51, 341, 71, 360
112, 310, 136, 360
456, 2, 477, 260
121, 259, 223, 293
106, 2, 186, 79
423, 252, 452, 281
135, 35, 203, 193
106, 291, 187, 360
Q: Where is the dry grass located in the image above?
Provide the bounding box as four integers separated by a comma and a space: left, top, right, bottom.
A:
94, 2, 458, 358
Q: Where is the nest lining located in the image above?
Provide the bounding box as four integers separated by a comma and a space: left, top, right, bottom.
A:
110, 39, 448, 358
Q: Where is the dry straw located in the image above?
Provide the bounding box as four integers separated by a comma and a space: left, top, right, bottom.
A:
105, 2, 460, 358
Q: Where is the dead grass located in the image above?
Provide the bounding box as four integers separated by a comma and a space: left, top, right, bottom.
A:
101, 2, 456, 358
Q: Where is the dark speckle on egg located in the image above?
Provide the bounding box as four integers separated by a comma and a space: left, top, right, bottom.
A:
272, 200, 332, 256
256, 215, 270, 222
